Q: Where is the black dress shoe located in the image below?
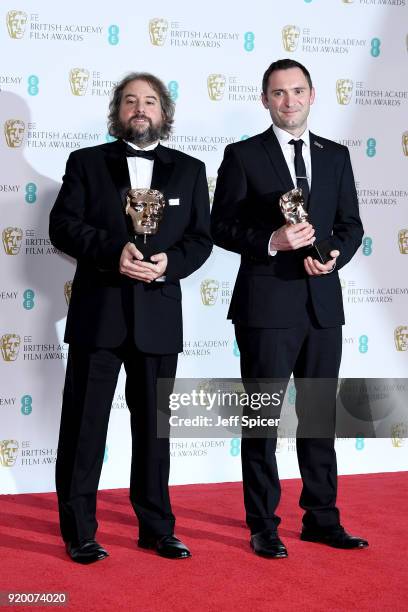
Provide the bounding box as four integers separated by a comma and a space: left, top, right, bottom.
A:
250, 529, 288, 558
66, 539, 109, 564
138, 535, 191, 559
300, 527, 368, 549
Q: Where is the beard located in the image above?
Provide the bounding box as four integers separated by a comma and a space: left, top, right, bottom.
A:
117, 115, 163, 146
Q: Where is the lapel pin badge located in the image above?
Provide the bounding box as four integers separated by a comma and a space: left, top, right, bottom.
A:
314, 141, 323, 148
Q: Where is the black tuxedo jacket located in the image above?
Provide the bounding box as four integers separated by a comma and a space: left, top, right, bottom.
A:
211, 127, 364, 328
50, 140, 212, 353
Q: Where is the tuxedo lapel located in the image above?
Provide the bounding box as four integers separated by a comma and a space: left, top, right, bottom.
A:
104, 141, 175, 209
309, 133, 327, 215
104, 140, 131, 207
150, 144, 175, 194
261, 127, 294, 192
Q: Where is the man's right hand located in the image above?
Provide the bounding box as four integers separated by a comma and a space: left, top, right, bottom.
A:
270, 222, 315, 252
119, 242, 155, 282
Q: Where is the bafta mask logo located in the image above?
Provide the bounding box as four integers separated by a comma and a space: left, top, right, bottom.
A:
336, 79, 353, 105
402, 131, 408, 157
0, 440, 19, 467
69, 68, 90, 96
398, 229, 408, 254
282, 25, 300, 52
394, 326, 408, 352
149, 18, 168, 46
4, 119, 25, 148
342, 0, 354, 3
200, 279, 219, 306
207, 74, 226, 101
6, 10, 27, 39
125, 189, 166, 242
207, 177, 216, 205
391, 423, 407, 448
64, 280, 73, 305
2, 227, 23, 255
0, 334, 21, 362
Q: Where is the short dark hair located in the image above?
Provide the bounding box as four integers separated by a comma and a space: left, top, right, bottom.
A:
262, 59, 313, 94
108, 72, 175, 140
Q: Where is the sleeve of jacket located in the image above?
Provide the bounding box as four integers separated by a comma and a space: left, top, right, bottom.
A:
210, 144, 272, 260
49, 151, 127, 269
329, 148, 364, 271
165, 162, 213, 281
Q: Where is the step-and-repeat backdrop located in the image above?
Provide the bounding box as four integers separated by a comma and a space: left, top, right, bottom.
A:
1, 0, 407, 494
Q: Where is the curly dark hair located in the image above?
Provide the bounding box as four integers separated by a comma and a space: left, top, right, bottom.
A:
108, 72, 175, 141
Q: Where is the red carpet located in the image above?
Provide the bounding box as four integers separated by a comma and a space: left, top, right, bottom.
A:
1, 473, 407, 611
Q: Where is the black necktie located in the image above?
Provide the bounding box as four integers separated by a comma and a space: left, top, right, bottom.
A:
289, 139, 309, 207
125, 145, 156, 160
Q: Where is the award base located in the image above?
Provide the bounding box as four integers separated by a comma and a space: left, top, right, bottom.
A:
305, 240, 333, 265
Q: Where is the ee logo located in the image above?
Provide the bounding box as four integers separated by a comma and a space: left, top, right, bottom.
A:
27, 75, 39, 96
168, 81, 179, 102
359, 335, 369, 354
108, 25, 119, 45
243, 32, 255, 52
25, 183, 37, 204
21, 395, 33, 415
23, 289, 35, 310
230, 438, 241, 457
366, 138, 376, 157
362, 237, 373, 256
356, 434, 365, 451
370, 38, 381, 57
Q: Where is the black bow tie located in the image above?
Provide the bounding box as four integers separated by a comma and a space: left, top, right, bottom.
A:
125, 145, 156, 160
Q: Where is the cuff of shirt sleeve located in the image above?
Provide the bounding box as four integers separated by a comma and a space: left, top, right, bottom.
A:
268, 231, 277, 256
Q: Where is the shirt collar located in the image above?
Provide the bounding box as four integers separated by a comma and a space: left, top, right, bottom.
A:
272, 125, 310, 149
124, 140, 159, 152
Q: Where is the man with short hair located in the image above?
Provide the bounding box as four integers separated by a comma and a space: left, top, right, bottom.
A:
211, 59, 367, 558
50, 72, 212, 563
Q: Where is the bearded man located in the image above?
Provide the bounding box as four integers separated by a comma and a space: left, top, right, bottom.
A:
49, 72, 212, 564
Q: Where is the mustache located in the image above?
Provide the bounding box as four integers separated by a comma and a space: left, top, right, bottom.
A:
129, 114, 151, 123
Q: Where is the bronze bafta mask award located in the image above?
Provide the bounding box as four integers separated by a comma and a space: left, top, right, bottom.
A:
125, 188, 165, 244
279, 188, 332, 264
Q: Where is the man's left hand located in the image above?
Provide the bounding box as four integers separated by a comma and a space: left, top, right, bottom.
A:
304, 250, 340, 276
142, 252, 168, 281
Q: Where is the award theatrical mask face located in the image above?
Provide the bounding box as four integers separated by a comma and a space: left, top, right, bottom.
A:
125, 189, 165, 241
398, 229, 408, 254
279, 188, 308, 224
394, 326, 408, 352
402, 131, 408, 157
64, 281, 73, 305
336, 79, 353, 105
2, 227, 23, 254
391, 423, 407, 448
200, 279, 219, 305
1, 334, 21, 361
0, 440, 19, 467
6, 10, 27, 39
69, 68, 89, 96
207, 74, 226, 101
149, 18, 168, 46
4, 120, 25, 148
282, 25, 300, 52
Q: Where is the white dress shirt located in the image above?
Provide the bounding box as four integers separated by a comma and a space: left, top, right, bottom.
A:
272, 124, 312, 188
125, 140, 159, 189
269, 125, 311, 256
124, 140, 166, 281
